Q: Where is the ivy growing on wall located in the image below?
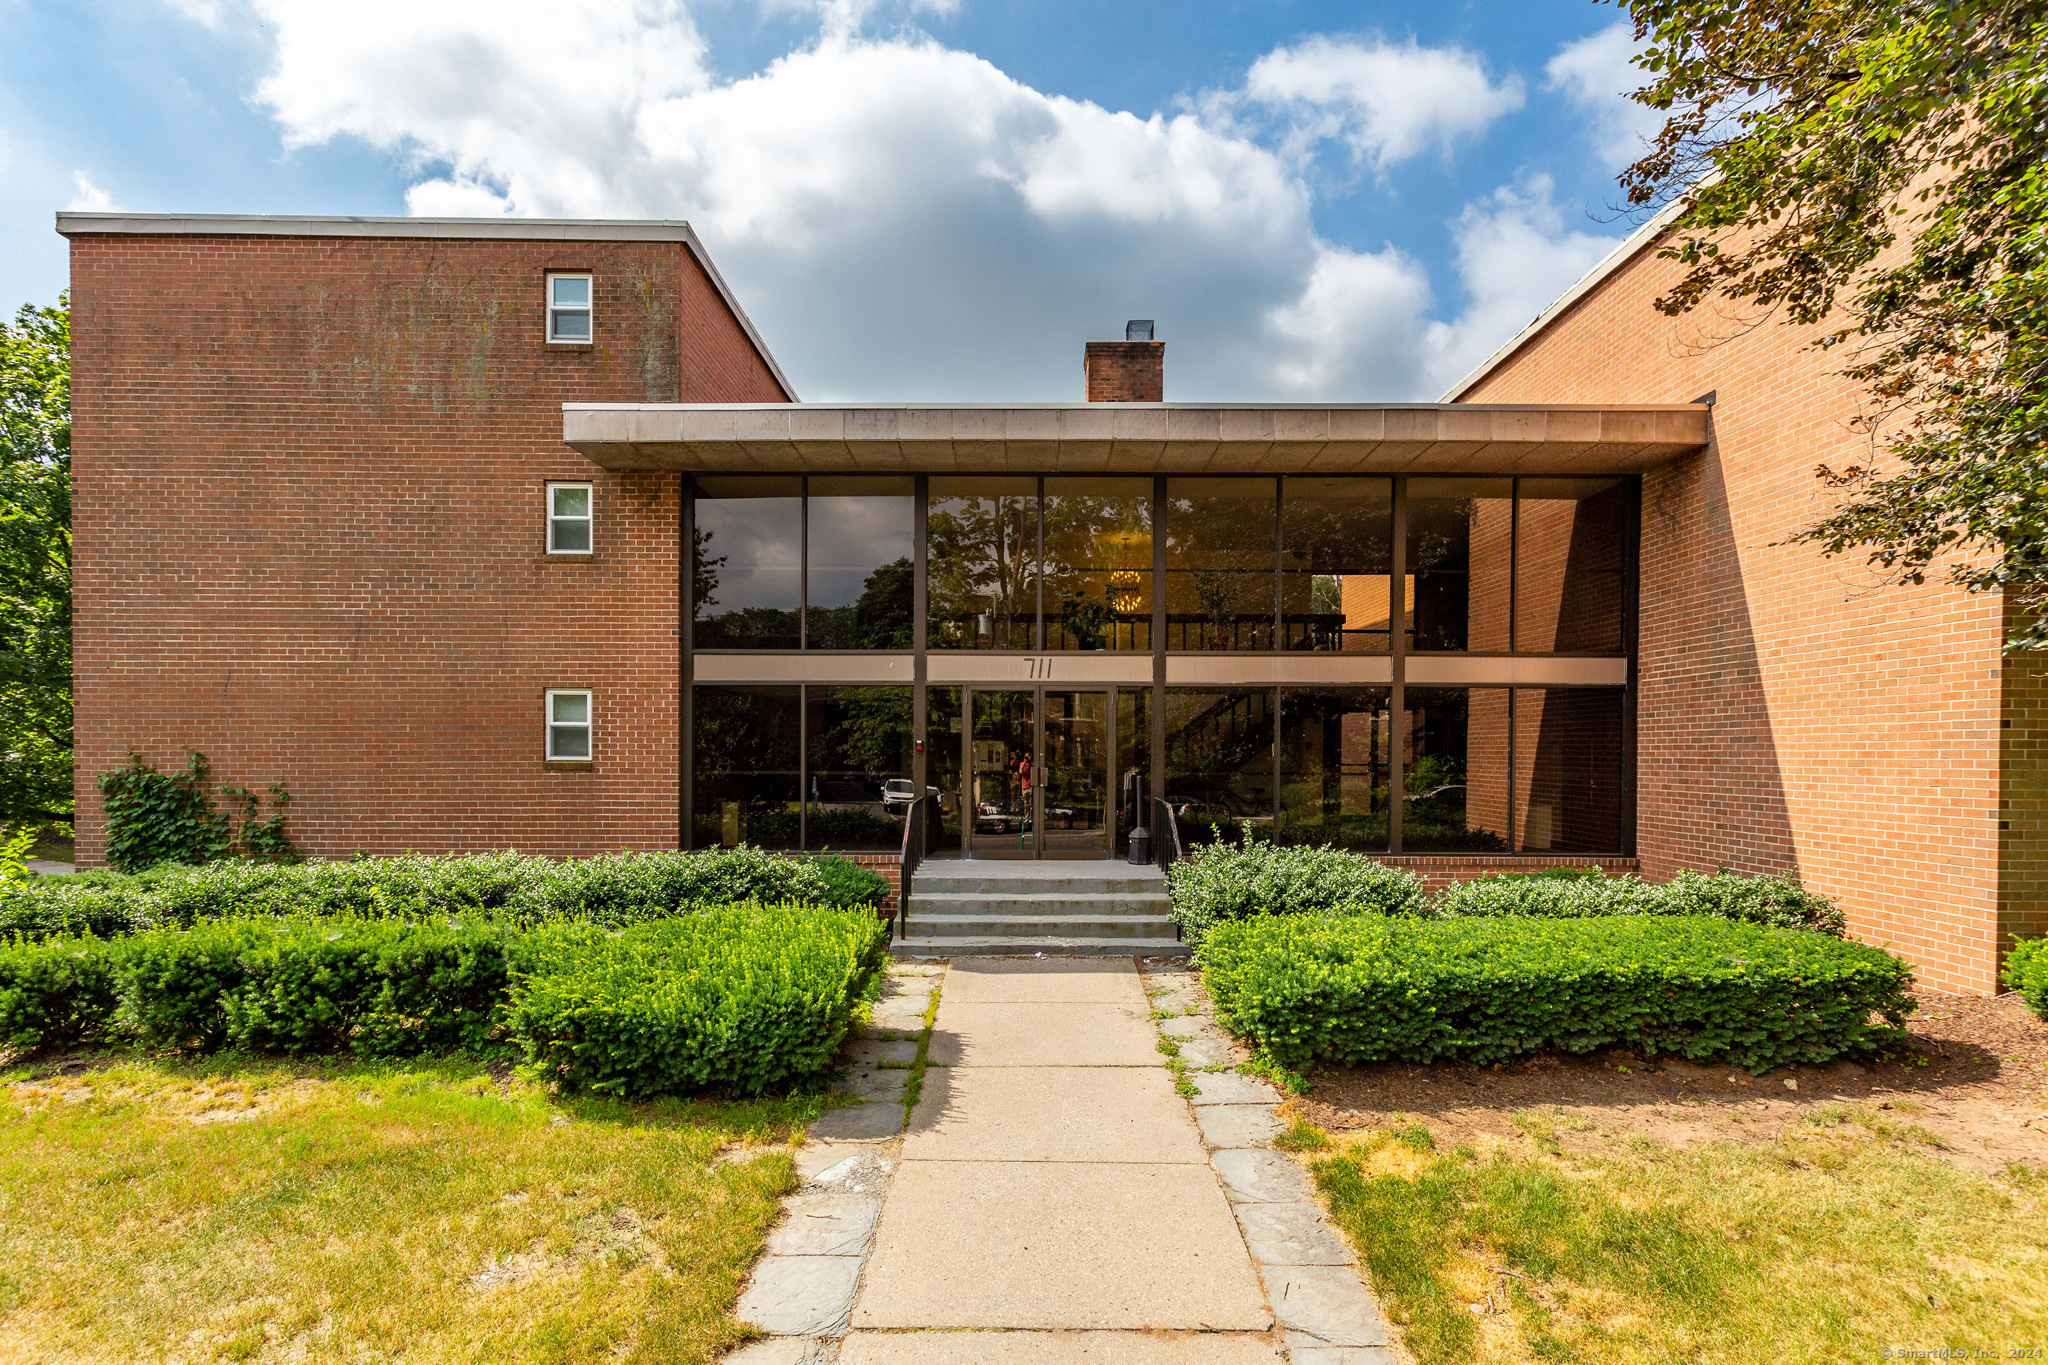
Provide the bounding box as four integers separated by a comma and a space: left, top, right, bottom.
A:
97, 751, 300, 873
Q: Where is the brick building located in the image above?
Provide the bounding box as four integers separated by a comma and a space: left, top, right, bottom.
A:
58, 211, 2037, 991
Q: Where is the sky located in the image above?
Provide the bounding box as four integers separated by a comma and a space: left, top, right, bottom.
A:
0, 0, 1665, 402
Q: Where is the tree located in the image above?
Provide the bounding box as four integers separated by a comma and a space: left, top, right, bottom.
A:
0, 297, 71, 824
1615, 0, 2048, 642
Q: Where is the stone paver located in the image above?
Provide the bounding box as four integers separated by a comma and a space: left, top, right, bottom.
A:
1260, 1266, 1393, 1348
1195, 1102, 1283, 1150
1176, 1034, 1241, 1067
808, 1100, 907, 1141
763, 1190, 882, 1257
1189, 1070, 1281, 1106
906, 1065, 1205, 1163
734, 1255, 864, 1336
839, 1330, 1289, 1362
724, 1338, 826, 1364
1288, 1348, 1401, 1365
944, 957, 1151, 1004
926, 1002, 1160, 1067
1213, 1148, 1320, 1205
853, 1159, 1272, 1330
1233, 1203, 1356, 1267
1160, 1015, 1208, 1039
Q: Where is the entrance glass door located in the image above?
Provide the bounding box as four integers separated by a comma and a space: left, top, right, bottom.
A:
961, 687, 1114, 858
1041, 690, 1110, 858
969, 690, 1035, 857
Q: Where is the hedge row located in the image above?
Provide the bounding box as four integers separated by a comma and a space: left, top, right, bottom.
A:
1165, 833, 1845, 945
0, 847, 882, 943
0, 904, 890, 1097
1196, 914, 1914, 1073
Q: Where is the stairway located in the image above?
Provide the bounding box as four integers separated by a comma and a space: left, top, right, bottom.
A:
894, 860, 1186, 957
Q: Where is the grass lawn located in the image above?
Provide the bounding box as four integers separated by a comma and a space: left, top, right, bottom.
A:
1290, 1108, 2048, 1364
0, 1054, 822, 1363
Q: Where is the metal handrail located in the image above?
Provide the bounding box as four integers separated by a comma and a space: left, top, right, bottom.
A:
895, 794, 931, 941
1152, 795, 1184, 940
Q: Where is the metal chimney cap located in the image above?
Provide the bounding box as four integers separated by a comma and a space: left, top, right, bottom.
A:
1125, 319, 1155, 342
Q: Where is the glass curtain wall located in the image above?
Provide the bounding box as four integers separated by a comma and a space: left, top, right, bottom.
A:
1165, 479, 1277, 651
1406, 478, 1513, 652
1282, 478, 1394, 652
1163, 687, 1276, 846
1512, 688, 1625, 852
1515, 478, 1630, 654
925, 687, 964, 855
691, 685, 911, 851
1116, 688, 1152, 856
1278, 688, 1392, 849
694, 476, 914, 650
1401, 687, 1510, 852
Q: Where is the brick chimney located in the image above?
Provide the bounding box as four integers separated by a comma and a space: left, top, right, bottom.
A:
1084, 320, 1163, 401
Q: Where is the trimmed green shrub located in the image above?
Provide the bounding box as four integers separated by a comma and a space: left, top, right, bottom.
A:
113, 920, 276, 1050
2004, 936, 2048, 1018
0, 935, 118, 1052
1197, 914, 1914, 1073
1167, 831, 1426, 946
1429, 868, 1846, 936
505, 905, 891, 1098
812, 856, 890, 909
0, 846, 836, 938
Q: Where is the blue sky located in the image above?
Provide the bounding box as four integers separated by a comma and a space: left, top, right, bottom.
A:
0, 0, 1661, 401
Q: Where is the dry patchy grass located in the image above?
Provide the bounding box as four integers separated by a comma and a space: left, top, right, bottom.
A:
0, 1054, 822, 1364
1306, 1111, 2048, 1365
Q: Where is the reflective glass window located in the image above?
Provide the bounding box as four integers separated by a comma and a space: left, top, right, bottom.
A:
1406, 478, 1512, 652
927, 477, 1038, 650
1282, 477, 1393, 652
692, 685, 801, 849
1515, 478, 1630, 654
807, 477, 914, 649
1165, 479, 1276, 651
1164, 687, 1275, 846
1278, 688, 1391, 850
805, 685, 912, 851
1401, 686, 1509, 852
1044, 478, 1152, 651
1513, 688, 1626, 852
694, 477, 802, 650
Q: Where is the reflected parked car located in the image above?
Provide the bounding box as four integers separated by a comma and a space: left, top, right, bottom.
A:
881, 779, 939, 814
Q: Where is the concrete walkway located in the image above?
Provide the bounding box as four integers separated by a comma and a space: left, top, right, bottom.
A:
838, 957, 1394, 1364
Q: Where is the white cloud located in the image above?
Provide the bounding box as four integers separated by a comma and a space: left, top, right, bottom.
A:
1422, 175, 1621, 394
1546, 21, 1662, 169
1244, 36, 1523, 169
159, 0, 1607, 402
66, 170, 117, 212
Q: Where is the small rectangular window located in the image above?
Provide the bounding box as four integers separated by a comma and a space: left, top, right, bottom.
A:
548, 483, 593, 554
547, 274, 592, 343
546, 689, 592, 760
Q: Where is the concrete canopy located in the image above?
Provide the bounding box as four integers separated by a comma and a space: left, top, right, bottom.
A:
561, 402, 1710, 475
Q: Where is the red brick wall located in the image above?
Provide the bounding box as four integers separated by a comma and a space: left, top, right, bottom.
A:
69, 231, 787, 864
1083, 341, 1164, 402
1459, 239, 2009, 993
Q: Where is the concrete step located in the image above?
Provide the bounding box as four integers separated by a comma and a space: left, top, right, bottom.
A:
903, 892, 1173, 918
892, 935, 1189, 959
903, 913, 1180, 939
911, 862, 1167, 897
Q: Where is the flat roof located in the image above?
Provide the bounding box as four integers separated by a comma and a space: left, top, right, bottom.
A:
55, 212, 797, 400
562, 401, 1709, 475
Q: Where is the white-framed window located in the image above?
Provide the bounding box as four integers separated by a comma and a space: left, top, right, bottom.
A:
546, 689, 593, 761
548, 482, 593, 554
547, 274, 592, 343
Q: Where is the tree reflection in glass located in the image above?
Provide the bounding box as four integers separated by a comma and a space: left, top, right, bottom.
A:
1282, 478, 1393, 652
1044, 478, 1151, 651
806, 477, 914, 649
927, 477, 1038, 650
1165, 479, 1276, 651
693, 476, 802, 649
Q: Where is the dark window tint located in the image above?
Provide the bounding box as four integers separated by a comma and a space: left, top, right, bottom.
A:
1401, 687, 1509, 853
694, 477, 802, 650
1513, 688, 1626, 852
1406, 478, 1511, 652
1278, 688, 1391, 850
1164, 687, 1275, 845
1515, 478, 1630, 654
1116, 687, 1152, 856
1044, 478, 1152, 651
927, 477, 1038, 650
805, 685, 912, 851
807, 477, 914, 650
1282, 478, 1393, 653
926, 687, 964, 855
692, 685, 801, 849
1165, 479, 1276, 651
